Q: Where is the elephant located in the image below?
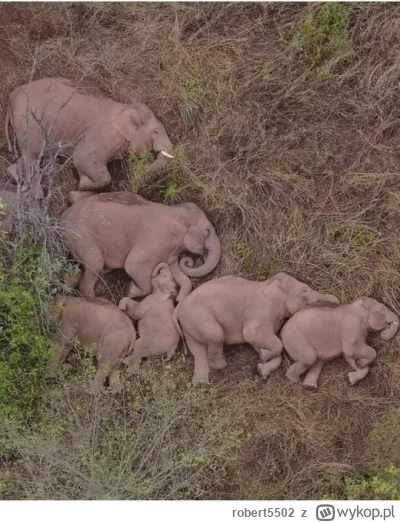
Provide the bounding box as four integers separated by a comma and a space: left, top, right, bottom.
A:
118, 262, 181, 373
61, 191, 221, 301
173, 272, 340, 383
46, 294, 137, 394
281, 296, 399, 390
5, 77, 173, 198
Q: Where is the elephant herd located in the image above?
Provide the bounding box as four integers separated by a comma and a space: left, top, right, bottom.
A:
1, 77, 399, 394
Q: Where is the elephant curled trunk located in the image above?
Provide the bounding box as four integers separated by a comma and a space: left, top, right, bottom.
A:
179, 225, 221, 278
380, 312, 399, 341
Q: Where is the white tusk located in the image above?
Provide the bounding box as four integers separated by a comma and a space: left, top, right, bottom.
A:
393, 321, 398, 325
160, 150, 173, 159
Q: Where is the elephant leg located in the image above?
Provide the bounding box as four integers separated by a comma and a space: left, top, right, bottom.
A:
353, 343, 377, 368
88, 362, 114, 395
286, 361, 312, 383
73, 150, 112, 191
169, 262, 192, 302
46, 329, 72, 378
164, 344, 178, 361
257, 355, 282, 379
302, 360, 325, 391
345, 356, 370, 386
203, 322, 226, 369
109, 369, 123, 394
243, 325, 283, 363
124, 251, 154, 298
78, 249, 104, 298
125, 337, 171, 374
186, 337, 209, 384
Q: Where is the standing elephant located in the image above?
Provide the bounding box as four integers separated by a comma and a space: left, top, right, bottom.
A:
61, 191, 221, 301
281, 297, 399, 390
5, 78, 173, 198
173, 273, 339, 383
46, 294, 137, 394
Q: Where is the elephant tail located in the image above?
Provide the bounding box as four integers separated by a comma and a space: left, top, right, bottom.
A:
5, 103, 11, 153
172, 302, 188, 356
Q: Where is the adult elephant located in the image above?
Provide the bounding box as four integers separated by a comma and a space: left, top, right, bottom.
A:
61, 191, 221, 301
5, 78, 173, 198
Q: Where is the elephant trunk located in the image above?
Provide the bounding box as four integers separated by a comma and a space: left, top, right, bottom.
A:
380, 311, 400, 341
179, 225, 221, 277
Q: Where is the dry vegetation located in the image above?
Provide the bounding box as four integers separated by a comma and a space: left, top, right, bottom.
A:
0, 2, 400, 500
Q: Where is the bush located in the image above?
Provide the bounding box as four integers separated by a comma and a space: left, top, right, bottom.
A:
0, 361, 245, 499
0, 245, 55, 421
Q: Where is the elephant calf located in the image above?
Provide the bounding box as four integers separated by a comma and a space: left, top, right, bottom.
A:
118, 262, 180, 372
47, 295, 137, 394
6, 77, 173, 198
281, 297, 399, 390
174, 272, 339, 383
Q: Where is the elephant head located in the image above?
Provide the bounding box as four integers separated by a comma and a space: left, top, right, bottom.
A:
117, 103, 173, 162
278, 273, 340, 315
151, 262, 178, 302
178, 203, 222, 278
355, 297, 399, 341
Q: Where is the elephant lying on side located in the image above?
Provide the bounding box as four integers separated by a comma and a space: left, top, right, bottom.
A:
281, 297, 399, 390
118, 262, 180, 372
5, 78, 173, 198
173, 273, 339, 383
61, 191, 221, 301
46, 294, 137, 394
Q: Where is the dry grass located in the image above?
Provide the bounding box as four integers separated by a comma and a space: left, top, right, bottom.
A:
0, 2, 400, 499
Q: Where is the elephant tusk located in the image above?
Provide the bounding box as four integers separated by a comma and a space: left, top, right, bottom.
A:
160, 150, 173, 159
393, 321, 399, 325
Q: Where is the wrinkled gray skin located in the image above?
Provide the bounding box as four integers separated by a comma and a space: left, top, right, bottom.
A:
118, 262, 180, 373
173, 272, 340, 383
281, 296, 399, 390
61, 191, 221, 301
46, 294, 137, 395
5, 78, 173, 198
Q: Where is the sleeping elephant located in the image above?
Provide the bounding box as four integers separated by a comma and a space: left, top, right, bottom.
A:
61, 191, 221, 301
5, 78, 173, 198
281, 296, 399, 390
173, 273, 339, 383
46, 294, 137, 395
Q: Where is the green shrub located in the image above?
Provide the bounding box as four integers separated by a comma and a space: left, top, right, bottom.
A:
0, 244, 58, 421
345, 466, 400, 500
293, 3, 354, 77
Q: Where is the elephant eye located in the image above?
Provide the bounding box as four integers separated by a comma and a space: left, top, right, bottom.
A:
153, 130, 159, 135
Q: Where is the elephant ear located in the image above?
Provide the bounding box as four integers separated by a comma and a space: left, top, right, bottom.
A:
285, 295, 306, 315
369, 308, 387, 331
113, 109, 139, 142
152, 263, 173, 303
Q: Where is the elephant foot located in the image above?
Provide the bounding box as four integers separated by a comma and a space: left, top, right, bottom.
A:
286, 367, 302, 384
348, 367, 369, 386
110, 381, 123, 394
87, 381, 102, 396
126, 361, 141, 375
192, 375, 209, 385
303, 382, 318, 391
257, 362, 272, 380
356, 358, 371, 369
208, 357, 227, 370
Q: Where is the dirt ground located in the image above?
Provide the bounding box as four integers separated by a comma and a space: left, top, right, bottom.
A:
0, 2, 399, 500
